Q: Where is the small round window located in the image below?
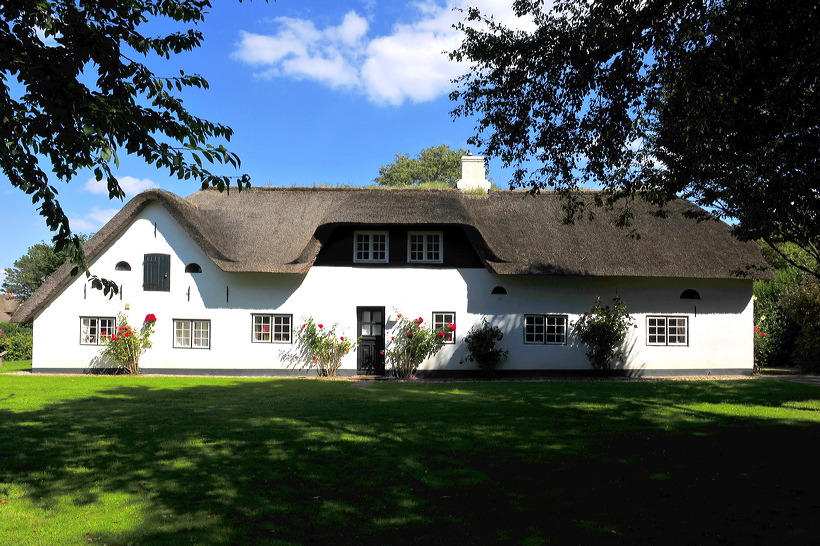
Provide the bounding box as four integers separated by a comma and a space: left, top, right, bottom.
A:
680, 289, 701, 300
491, 286, 508, 295
115, 261, 131, 271
185, 263, 202, 274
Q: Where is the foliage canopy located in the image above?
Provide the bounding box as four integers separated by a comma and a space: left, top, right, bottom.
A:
0, 0, 252, 294
374, 145, 468, 188
1, 237, 88, 300
451, 0, 819, 278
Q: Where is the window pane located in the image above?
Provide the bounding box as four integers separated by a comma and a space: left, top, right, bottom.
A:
545, 316, 566, 344
81, 318, 95, 345
648, 317, 666, 345
667, 318, 687, 345
193, 321, 210, 348
433, 312, 455, 343
254, 315, 271, 342
175, 320, 191, 348
273, 315, 291, 343
99, 318, 115, 344
525, 315, 545, 343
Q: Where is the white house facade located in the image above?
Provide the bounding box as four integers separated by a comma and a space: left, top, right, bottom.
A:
14, 165, 769, 376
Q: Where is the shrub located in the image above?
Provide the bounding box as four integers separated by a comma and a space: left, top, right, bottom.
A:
572, 296, 635, 372
782, 281, 820, 374
385, 313, 453, 378
753, 241, 819, 370
753, 267, 802, 368
100, 313, 157, 374
295, 318, 355, 377
0, 322, 33, 361
462, 318, 507, 376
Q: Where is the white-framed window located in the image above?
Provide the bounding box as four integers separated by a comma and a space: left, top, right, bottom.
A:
524, 315, 568, 345
647, 316, 688, 346
432, 312, 456, 343
408, 231, 443, 263
174, 319, 211, 349
252, 314, 292, 343
80, 317, 116, 345
354, 231, 388, 263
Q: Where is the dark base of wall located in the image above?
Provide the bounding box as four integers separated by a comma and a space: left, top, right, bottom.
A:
415, 368, 753, 379
33, 367, 752, 378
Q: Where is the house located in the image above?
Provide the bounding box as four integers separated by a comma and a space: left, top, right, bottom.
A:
1, 294, 21, 323
12, 157, 770, 376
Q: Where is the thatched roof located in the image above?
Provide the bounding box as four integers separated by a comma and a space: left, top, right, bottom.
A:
12, 187, 769, 323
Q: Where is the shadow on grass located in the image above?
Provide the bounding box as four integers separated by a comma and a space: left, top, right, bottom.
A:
0, 379, 819, 544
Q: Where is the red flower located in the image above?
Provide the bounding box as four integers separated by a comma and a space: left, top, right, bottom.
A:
418, 326, 421, 330
340, 336, 345, 341
379, 350, 385, 355
144, 313, 157, 323
416, 317, 423, 324
449, 323, 456, 330
111, 336, 120, 341
124, 331, 131, 337
318, 324, 324, 329
391, 336, 395, 341
302, 324, 306, 329
761, 332, 767, 337
406, 332, 413, 338
313, 356, 318, 361
397, 313, 403, 318
437, 332, 445, 338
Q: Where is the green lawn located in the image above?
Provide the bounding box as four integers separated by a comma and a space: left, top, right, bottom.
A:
1, 373, 818, 545
0, 359, 31, 374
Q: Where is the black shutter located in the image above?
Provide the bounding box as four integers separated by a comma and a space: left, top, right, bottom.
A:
143, 254, 170, 291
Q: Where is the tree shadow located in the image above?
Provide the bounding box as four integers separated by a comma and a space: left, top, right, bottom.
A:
0, 379, 818, 544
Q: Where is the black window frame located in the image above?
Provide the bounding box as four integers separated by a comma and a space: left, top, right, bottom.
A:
647, 316, 689, 346
432, 311, 456, 344
251, 314, 293, 344
173, 319, 211, 349
524, 314, 568, 345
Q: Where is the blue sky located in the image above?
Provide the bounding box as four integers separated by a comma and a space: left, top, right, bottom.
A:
1, 0, 534, 277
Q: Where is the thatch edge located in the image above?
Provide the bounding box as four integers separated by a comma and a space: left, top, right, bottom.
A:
11, 189, 231, 324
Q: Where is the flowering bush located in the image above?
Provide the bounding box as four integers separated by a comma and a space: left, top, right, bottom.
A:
462, 318, 508, 377
295, 318, 355, 377
0, 322, 33, 361
386, 313, 454, 378
753, 325, 768, 373
572, 296, 635, 372
100, 313, 157, 374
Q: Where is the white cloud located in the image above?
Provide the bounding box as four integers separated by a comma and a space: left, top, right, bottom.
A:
83, 176, 159, 197
70, 207, 120, 233
232, 1, 536, 106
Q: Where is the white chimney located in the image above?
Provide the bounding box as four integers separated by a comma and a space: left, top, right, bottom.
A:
457, 154, 491, 192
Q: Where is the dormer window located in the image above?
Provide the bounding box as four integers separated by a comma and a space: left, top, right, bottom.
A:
115, 261, 131, 271
354, 231, 388, 263
408, 232, 442, 263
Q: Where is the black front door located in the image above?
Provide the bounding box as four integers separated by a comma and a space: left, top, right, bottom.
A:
357, 306, 385, 375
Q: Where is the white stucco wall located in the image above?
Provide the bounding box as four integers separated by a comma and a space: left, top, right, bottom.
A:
31, 203, 754, 374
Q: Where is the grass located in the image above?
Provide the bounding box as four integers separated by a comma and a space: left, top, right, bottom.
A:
0, 373, 819, 545
0, 359, 31, 374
